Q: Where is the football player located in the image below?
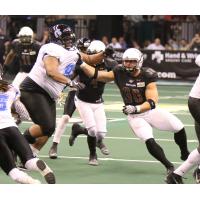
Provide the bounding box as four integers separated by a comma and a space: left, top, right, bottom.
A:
78, 48, 190, 173
48, 37, 91, 159
166, 54, 200, 184
0, 76, 55, 184
69, 40, 118, 166
4, 26, 41, 88
4, 26, 41, 124
20, 24, 104, 156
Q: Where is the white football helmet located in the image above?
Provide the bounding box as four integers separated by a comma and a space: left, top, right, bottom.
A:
122, 48, 143, 71
87, 40, 106, 54
18, 26, 34, 44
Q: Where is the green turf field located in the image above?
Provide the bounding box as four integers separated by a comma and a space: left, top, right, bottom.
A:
0, 83, 198, 184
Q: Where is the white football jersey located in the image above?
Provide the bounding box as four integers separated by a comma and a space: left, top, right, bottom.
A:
28, 43, 79, 100
189, 73, 200, 98
0, 85, 19, 129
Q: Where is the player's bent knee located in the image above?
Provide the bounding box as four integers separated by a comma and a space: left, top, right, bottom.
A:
87, 127, 97, 137
23, 129, 36, 144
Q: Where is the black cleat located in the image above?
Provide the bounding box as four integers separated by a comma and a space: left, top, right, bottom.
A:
165, 172, 183, 184
193, 167, 200, 184
69, 123, 81, 146
49, 145, 58, 159
36, 160, 56, 184
96, 140, 110, 155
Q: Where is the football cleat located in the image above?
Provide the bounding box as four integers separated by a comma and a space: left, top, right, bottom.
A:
166, 165, 175, 175
25, 177, 41, 184
165, 172, 183, 184
69, 123, 81, 146
36, 160, 56, 184
88, 154, 98, 166
15, 172, 41, 184
49, 145, 58, 159
96, 140, 110, 155
193, 167, 200, 184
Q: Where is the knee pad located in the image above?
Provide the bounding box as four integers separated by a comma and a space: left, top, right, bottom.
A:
41, 125, 55, 137
23, 129, 36, 144
87, 126, 97, 137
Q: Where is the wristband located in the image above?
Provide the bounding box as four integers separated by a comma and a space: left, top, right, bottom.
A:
147, 99, 156, 109
135, 105, 141, 113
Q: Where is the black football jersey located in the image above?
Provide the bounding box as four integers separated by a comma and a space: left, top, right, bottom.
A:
113, 67, 158, 106
12, 39, 41, 73
76, 62, 113, 104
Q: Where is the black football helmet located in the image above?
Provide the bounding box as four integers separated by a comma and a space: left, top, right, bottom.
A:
76, 37, 91, 52
49, 24, 76, 48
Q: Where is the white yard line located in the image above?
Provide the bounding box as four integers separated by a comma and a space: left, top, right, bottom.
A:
50, 134, 198, 143
39, 155, 182, 165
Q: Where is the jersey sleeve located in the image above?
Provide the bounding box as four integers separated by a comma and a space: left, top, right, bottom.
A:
42, 43, 63, 59
143, 67, 158, 84
112, 66, 123, 84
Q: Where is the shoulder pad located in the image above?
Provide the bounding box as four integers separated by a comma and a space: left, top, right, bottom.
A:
142, 67, 158, 79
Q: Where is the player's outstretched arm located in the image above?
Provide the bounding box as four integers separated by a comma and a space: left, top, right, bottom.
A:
80, 62, 114, 83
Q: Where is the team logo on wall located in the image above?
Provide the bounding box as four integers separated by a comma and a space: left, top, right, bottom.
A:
152, 51, 164, 63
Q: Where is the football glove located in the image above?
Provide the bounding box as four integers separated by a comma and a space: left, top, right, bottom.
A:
68, 80, 85, 90
57, 92, 67, 106
104, 45, 115, 57
122, 105, 137, 115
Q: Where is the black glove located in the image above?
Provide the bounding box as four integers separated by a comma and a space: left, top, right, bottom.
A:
76, 53, 83, 66
77, 37, 91, 51
68, 80, 85, 90
104, 45, 115, 57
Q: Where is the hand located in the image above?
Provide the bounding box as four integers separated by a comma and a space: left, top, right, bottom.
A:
57, 92, 67, 106
122, 105, 137, 115
104, 45, 114, 57
68, 80, 85, 90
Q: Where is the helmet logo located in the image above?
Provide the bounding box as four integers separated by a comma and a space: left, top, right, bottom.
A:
54, 27, 62, 38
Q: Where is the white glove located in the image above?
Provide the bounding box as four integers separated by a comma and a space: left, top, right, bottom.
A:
68, 80, 85, 90
122, 105, 137, 115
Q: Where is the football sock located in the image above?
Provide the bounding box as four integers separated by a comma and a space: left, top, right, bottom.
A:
174, 148, 200, 176
145, 138, 173, 169
174, 128, 189, 156
87, 135, 96, 156
53, 115, 70, 143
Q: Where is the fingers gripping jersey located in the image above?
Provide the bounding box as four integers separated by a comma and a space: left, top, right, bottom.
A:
28, 43, 79, 100
113, 67, 158, 106
0, 85, 20, 129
